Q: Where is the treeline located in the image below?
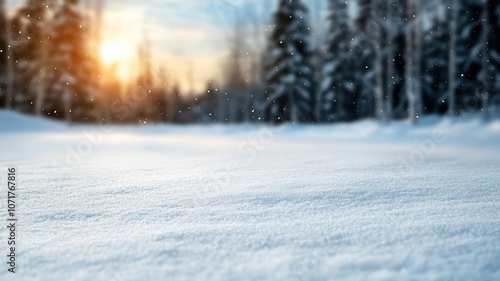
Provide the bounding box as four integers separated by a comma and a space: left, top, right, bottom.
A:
1, 0, 499, 125
259, 0, 500, 124
0, 0, 176, 124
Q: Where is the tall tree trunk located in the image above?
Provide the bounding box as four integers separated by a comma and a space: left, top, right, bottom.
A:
167, 84, 178, 123
385, 0, 394, 121
405, 0, 414, 123
373, 0, 385, 121
448, 0, 458, 116
415, 0, 422, 120
64, 90, 72, 124
5, 12, 13, 109
95, 0, 105, 122
406, 0, 422, 125
288, 75, 299, 124
480, 0, 490, 119
36, 23, 47, 116
312, 0, 323, 122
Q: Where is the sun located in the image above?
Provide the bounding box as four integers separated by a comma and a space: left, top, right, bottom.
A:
99, 40, 134, 66
99, 39, 135, 81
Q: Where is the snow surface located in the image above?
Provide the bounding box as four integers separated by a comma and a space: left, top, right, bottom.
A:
0, 110, 499, 281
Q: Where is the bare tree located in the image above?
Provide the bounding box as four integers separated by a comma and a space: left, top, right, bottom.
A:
221, 16, 247, 123
93, 0, 105, 122
244, 0, 276, 123
244, 3, 268, 122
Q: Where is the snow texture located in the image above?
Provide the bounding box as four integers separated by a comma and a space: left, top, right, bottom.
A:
0, 110, 499, 281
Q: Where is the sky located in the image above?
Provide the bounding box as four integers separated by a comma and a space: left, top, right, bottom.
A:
6, 0, 328, 94
101, 0, 261, 93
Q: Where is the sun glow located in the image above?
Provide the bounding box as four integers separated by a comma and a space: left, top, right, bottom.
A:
100, 40, 134, 66
99, 39, 135, 82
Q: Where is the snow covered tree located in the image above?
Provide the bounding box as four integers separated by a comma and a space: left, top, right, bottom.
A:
447, 0, 459, 116
263, 0, 316, 123
384, 0, 395, 120
0, 0, 8, 108
454, 0, 484, 114
405, 0, 423, 124
387, 0, 408, 120
0, 0, 16, 110
356, 0, 372, 29
477, 0, 490, 117
372, 0, 387, 122
321, 0, 352, 122
45, 0, 98, 122
487, 0, 500, 113
10, 0, 54, 114
422, 5, 449, 114
382, 0, 407, 120
351, 0, 377, 120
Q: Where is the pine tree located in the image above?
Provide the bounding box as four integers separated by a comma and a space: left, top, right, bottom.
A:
356, 0, 372, 29
45, 0, 98, 122
385, 0, 395, 120
10, 0, 53, 113
0, 0, 15, 110
352, 0, 377, 120
381, 0, 407, 121
405, 0, 423, 124
390, 0, 408, 119
487, 0, 500, 109
371, 0, 388, 122
321, 0, 351, 122
422, 7, 449, 114
448, 0, 459, 116
455, 0, 484, 114
477, 0, 490, 116
0, 0, 8, 108
264, 0, 316, 123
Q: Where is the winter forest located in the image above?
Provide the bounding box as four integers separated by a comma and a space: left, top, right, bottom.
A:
0, 0, 499, 125
2, 1, 500, 280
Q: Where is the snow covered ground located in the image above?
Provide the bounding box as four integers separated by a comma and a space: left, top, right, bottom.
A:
0, 110, 499, 281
